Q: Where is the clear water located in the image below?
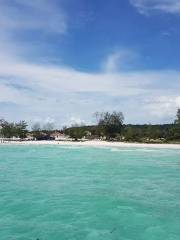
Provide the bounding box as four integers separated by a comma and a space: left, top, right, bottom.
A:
0, 145, 180, 240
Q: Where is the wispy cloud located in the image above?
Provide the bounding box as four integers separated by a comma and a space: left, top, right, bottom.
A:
0, 52, 180, 124
0, 28, 179, 124
103, 50, 136, 72
143, 96, 180, 120
0, 1, 179, 125
0, 0, 67, 34
130, 0, 180, 15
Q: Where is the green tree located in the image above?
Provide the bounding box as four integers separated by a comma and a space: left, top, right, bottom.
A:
95, 111, 124, 139
66, 127, 84, 140
15, 121, 28, 138
31, 122, 41, 139
124, 127, 134, 141
0, 119, 28, 138
175, 109, 180, 124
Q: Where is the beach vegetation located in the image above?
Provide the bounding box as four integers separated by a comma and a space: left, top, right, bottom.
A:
94, 111, 124, 140
0, 108, 180, 143
175, 109, 180, 124
0, 119, 27, 139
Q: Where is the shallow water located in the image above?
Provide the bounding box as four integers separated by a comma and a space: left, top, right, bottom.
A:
0, 145, 180, 240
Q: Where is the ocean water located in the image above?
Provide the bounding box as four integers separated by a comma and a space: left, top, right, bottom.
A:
0, 145, 180, 240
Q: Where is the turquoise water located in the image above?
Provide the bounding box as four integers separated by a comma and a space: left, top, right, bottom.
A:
0, 145, 180, 240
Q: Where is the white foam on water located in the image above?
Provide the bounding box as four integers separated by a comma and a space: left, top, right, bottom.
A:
110, 148, 156, 152
135, 148, 157, 152
110, 148, 134, 152
60, 145, 87, 150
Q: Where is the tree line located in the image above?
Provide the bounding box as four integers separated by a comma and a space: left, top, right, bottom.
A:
0, 109, 180, 142
0, 119, 27, 139
64, 109, 180, 143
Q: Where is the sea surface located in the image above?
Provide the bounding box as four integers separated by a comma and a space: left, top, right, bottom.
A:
0, 145, 180, 240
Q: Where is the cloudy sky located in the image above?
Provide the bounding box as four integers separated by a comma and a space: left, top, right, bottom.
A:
0, 0, 180, 127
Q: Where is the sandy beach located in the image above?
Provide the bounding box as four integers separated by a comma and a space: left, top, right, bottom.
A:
0, 140, 180, 149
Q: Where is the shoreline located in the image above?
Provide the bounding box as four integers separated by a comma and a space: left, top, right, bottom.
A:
0, 140, 180, 149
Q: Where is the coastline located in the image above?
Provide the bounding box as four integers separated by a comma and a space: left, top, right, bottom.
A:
0, 140, 180, 149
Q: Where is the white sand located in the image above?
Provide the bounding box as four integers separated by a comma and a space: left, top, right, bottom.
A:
0, 140, 180, 149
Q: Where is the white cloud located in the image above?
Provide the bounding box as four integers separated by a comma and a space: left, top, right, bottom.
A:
175, 96, 180, 106
0, 58, 152, 96
0, 52, 180, 125
0, 0, 179, 126
130, 0, 180, 15
68, 117, 86, 127
0, 0, 67, 34
144, 96, 180, 120
103, 51, 123, 72
103, 50, 137, 72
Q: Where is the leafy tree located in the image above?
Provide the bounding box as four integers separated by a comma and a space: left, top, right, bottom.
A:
0, 119, 28, 138
31, 122, 41, 139
175, 109, 180, 124
124, 127, 134, 141
16, 121, 28, 138
0, 119, 14, 138
95, 111, 124, 139
66, 127, 84, 140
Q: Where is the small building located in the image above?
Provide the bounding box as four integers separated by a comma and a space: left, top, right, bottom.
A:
25, 133, 34, 140
50, 131, 69, 141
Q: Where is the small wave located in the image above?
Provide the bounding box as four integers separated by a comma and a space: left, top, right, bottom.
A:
135, 149, 156, 152
110, 148, 134, 152
60, 145, 86, 150
110, 148, 156, 152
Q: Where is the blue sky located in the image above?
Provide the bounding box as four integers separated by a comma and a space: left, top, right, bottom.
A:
0, 0, 180, 127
